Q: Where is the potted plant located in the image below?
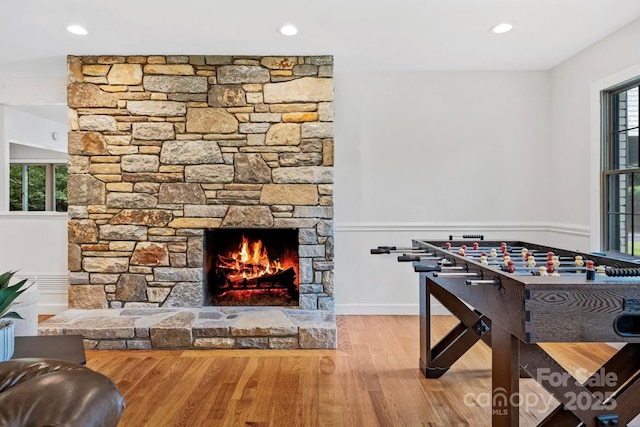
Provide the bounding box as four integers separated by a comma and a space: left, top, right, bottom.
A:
0, 271, 33, 362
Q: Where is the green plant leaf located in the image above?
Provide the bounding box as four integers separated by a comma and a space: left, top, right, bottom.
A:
0, 271, 16, 289
0, 285, 30, 318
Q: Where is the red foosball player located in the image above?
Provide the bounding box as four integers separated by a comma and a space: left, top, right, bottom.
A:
586, 260, 595, 281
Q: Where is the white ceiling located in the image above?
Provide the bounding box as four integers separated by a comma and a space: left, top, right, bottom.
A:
1, 0, 639, 78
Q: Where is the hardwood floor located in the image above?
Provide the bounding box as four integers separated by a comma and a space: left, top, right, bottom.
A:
82, 315, 637, 427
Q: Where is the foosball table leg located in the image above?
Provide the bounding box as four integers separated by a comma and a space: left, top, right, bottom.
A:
491, 324, 520, 427
419, 275, 491, 378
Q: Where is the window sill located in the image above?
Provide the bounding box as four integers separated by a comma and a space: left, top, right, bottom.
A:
0, 212, 67, 220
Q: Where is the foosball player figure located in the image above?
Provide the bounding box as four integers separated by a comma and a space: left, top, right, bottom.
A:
586, 260, 595, 280
526, 253, 536, 267
480, 252, 488, 265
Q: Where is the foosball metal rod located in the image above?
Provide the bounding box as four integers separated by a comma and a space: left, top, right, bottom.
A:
397, 255, 442, 262
371, 248, 430, 254
466, 279, 499, 286
433, 272, 481, 277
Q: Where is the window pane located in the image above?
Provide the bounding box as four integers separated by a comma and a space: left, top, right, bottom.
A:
633, 214, 640, 256
9, 165, 23, 211
27, 165, 46, 211
606, 174, 628, 214
621, 215, 635, 254
613, 91, 628, 132
634, 173, 640, 216
54, 165, 68, 212
612, 130, 636, 169
627, 87, 638, 134
612, 89, 640, 169
606, 214, 620, 251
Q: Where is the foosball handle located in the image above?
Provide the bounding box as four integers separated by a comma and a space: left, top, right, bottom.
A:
462, 234, 484, 240
398, 255, 421, 262
605, 268, 640, 277
448, 234, 485, 240
414, 264, 442, 272
370, 248, 390, 254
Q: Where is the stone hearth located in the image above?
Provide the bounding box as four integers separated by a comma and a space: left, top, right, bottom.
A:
42, 54, 336, 349
39, 307, 336, 349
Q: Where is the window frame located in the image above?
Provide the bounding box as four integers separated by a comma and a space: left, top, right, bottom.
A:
9, 162, 68, 212
601, 78, 640, 255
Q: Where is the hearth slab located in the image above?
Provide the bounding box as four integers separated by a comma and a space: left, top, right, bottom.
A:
39, 307, 337, 350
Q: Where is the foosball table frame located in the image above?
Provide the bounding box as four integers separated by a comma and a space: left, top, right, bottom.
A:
379, 239, 640, 427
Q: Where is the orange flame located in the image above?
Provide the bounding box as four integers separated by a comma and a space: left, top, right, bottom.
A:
217, 235, 287, 282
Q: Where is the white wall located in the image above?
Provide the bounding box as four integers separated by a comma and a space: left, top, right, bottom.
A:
0, 78, 68, 313
4, 25, 640, 314
0, 78, 66, 105
549, 19, 640, 250
4, 106, 68, 153
333, 70, 562, 314
0, 213, 68, 313
0, 107, 6, 210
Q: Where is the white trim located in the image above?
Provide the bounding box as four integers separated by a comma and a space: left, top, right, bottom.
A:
0, 212, 67, 219
590, 62, 640, 251
335, 221, 590, 237
10, 158, 67, 164
37, 302, 68, 315
335, 303, 450, 315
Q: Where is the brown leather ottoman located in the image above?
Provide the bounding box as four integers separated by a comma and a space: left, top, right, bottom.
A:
0, 358, 125, 427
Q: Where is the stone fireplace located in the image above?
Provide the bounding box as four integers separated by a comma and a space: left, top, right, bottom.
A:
39, 55, 336, 349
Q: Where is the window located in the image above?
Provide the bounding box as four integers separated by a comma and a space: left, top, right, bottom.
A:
603, 80, 640, 255
9, 164, 68, 212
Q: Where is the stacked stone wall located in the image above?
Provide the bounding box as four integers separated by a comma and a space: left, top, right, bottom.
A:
67, 55, 334, 312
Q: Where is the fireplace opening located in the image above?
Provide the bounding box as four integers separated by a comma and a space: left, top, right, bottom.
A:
204, 229, 299, 306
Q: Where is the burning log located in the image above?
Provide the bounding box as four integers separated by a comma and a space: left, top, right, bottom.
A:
227, 267, 296, 290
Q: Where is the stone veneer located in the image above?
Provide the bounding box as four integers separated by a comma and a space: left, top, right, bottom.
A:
48, 55, 336, 349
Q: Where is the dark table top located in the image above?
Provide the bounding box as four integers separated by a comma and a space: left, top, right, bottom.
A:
12, 335, 86, 365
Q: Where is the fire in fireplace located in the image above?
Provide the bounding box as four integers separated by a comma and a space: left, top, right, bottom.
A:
204, 229, 299, 306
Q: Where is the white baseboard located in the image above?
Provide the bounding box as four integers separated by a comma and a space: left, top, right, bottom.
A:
335, 303, 450, 316
38, 302, 68, 315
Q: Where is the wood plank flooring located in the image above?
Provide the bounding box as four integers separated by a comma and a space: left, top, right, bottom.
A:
82, 315, 638, 427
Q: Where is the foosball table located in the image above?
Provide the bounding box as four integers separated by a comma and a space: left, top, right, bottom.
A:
371, 238, 640, 427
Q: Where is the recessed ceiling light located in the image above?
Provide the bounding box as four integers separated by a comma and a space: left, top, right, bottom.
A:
490, 23, 513, 34
279, 24, 298, 36
67, 25, 88, 36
